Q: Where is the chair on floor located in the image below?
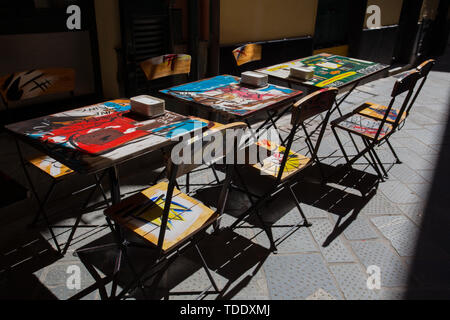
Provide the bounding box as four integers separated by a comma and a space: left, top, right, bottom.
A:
356, 59, 436, 131
0, 68, 110, 254
331, 70, 422, 180
102, 122, 247, 299
229, 88, 338, 252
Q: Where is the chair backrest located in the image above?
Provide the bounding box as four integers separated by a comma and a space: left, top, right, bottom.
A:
158, 121, 247, 251
140, 54, 191, 81
390, 69, 421, 98
417, 59, 436, 78
0, 68, 75, 108
275, 88, 337, 182
232, 43, 262, 67
370, 69, 421, 140
403, 59, 436, 118
168, 122, 248, 179
291, 88, 338, 125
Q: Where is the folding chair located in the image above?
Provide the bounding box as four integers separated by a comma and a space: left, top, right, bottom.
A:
229, 88, 338, 252
331, 70, 422, 180
356, 59, 436, 131
102, 122, 247, 299
0, 68, 110, 254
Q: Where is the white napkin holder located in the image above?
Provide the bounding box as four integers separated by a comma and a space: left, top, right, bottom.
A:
130, 95, 165, 118
290, 67, 314, 80
240, 71, 268, 87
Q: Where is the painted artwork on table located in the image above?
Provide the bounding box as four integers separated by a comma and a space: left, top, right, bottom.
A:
106, 181, 215, 251
357, 102, 405, 124
337, 114, 393, 140
253, 139, 311, 180
0, 68, 75, 104
161, 75, 302, 117
232, 43, 262, 66
140, 54, 191, 81
28, 154, 74, 178
258, 54, 387, 88
6, 99, 209, 173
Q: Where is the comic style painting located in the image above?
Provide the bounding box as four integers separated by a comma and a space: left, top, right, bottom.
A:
252, 139, 311, 180
161, 75, 302, 117
140, 54, 191, 81
6, 99, 209, 173
0, 68, 75, 104
337, 114, 393, 140
28, 154, 74, 178
357, 102, 405, 124
232, 43, 262, 66
106, 181, 215, 251
258, 53, 387, 88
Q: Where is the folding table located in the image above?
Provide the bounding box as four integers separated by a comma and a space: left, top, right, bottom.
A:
160, 74, 303, 144
5, 99, 215, 204
257, 53, 389, 117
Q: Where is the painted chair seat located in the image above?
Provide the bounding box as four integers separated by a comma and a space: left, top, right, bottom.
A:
357, 102, 406, 124
28, 154, 74, 179
251, 139, 311, 181
333, 114, 393, 140
105, 181, 215, 252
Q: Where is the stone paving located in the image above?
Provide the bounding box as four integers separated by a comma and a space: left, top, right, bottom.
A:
0, 52, 449, 300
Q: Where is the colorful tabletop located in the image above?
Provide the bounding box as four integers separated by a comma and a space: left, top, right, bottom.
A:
257, 53, 389, 89
6, 99, 214, 174
160, 75, 303, 119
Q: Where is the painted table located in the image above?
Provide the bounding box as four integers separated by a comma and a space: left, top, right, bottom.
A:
5, 99, 214, 203
257, 53, 389, 90
160, 75, 303, 121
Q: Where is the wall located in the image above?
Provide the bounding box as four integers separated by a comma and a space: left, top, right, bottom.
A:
420, 0, 440, 21
364, 0, 403, 29
0, 31, 95, 107
220, 0, 318, 45
94, 0, 122, 99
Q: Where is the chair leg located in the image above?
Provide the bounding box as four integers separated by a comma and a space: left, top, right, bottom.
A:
368, 144, 389, 178
30, 179, 62, 253
210, 165, 221, 184
386, 138, 402, 164
361, 139, 385, 182
287, 185, 311, 227
331, 126, 350, 164
194, 244, 220, 293
186, 172, 190, 193
255, 210, 277, 252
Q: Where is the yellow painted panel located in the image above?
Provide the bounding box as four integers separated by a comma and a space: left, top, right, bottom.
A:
220, 0, 318, 45
313, 45, 349, 57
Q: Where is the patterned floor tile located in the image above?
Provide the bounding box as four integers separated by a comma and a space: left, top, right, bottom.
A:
263, 253, 342, 300
329, 263, 379, 300
309, 219, 355, 263
370, 215, 419, 257
351, 241, 409, 287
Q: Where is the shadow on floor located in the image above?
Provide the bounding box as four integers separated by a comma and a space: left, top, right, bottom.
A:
74, 228, 270, 300
0, 231, 61, 299
405, 96, 450, 300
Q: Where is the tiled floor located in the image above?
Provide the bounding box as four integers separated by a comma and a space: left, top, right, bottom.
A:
1, 51, 449, 300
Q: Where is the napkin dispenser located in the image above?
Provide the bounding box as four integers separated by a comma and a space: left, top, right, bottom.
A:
240, 71, 268, 87
130, 95, 165, 118
289, 67, 314, 80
